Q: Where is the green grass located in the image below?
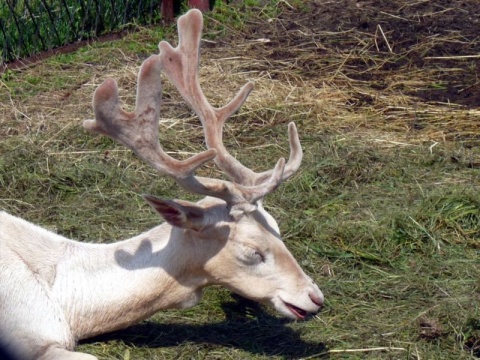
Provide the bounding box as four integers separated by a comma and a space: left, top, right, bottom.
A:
1, 1, 479, 359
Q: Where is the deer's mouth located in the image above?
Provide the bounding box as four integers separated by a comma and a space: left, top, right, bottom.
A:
284, 302, 308, 319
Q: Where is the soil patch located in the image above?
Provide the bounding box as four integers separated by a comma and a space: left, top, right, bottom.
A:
238, 0, 480, 108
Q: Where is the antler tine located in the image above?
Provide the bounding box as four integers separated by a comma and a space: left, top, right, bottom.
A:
84, 55, 215, 182
84, 53, 284, 205
248, 122, 303, 185
158, 9, 302, 188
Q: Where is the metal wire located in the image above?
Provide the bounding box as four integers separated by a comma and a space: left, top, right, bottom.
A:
0, 0, 162, 64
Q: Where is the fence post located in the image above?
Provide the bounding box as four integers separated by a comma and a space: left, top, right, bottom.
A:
161, 0, 210, 23
188, 0, 210, 12
161, 0, 175, 23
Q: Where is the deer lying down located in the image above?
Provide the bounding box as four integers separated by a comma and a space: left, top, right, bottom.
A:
0, 9, 324, 360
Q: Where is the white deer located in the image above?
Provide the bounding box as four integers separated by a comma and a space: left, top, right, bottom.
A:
0, 9, 324, 360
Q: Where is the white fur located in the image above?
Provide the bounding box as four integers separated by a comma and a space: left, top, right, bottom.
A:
0, 9, 324, 359
0, 198, 323, 359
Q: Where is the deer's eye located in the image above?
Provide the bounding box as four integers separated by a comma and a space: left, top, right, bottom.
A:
240, 245, 265, 265
253, 249, 265, 262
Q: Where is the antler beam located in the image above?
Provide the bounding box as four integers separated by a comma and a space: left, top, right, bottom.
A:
84, 9, 302, 205
159, 9, 303, 187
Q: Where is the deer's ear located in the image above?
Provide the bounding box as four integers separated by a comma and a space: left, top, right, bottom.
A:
143, 195, 206, 231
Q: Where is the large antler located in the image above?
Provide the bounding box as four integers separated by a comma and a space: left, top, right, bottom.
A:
158, 9, 303, 187
84, 9, 301, 206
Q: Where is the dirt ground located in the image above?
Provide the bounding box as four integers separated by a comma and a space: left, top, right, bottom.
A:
5, 0, 479, 109
232, 0, 480, 108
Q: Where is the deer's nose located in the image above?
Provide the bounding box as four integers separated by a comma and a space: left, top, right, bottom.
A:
309, 292, 324, 308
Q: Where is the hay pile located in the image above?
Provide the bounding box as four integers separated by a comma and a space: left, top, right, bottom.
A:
2, 0, 480, 147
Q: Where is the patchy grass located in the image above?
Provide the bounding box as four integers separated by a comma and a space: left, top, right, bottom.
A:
1, 0, 479, 359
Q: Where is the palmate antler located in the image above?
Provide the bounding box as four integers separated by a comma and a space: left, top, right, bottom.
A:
84, 9, 302, 206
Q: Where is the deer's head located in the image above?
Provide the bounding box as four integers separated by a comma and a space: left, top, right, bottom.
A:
84, 9, 324, 320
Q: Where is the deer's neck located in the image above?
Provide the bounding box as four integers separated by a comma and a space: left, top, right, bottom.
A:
55, 224, 209, 340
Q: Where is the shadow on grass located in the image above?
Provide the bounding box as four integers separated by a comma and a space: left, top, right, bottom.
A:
82, 295, 328, 359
